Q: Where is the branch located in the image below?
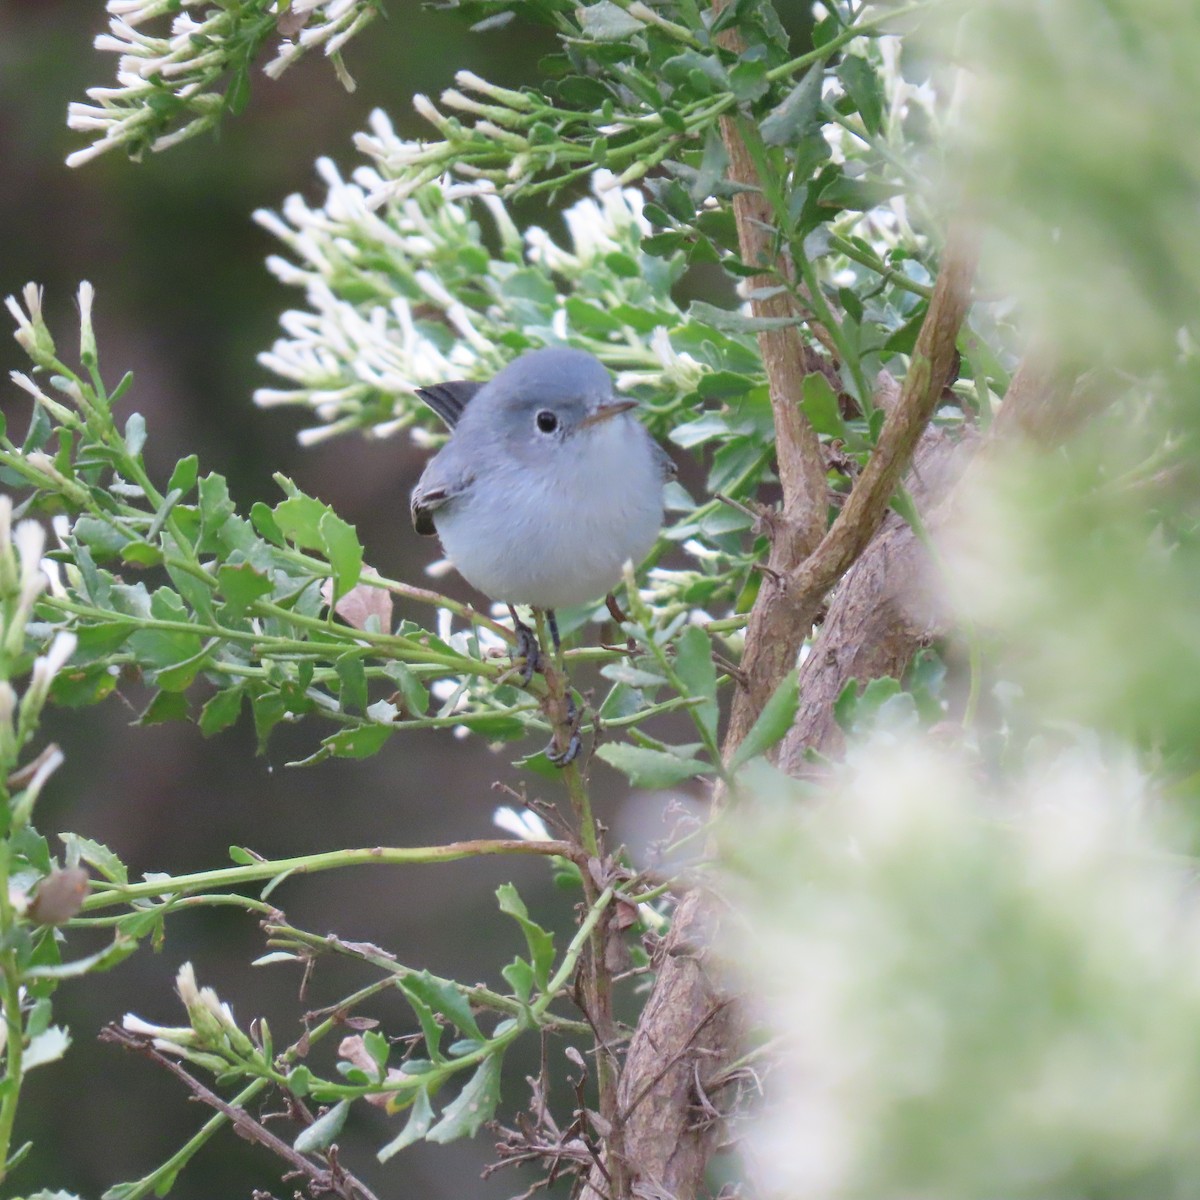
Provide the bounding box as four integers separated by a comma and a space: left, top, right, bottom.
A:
713, 9, 829, 570
778, 346, 1088, 772
101, 1026, 379, 1200
728, 220, 980, 734
80, 838, 578, 912
593, 221, 980, 1200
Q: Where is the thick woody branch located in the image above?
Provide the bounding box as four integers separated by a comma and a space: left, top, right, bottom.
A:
727, 221, 980, 737
779, 349, 1085, 771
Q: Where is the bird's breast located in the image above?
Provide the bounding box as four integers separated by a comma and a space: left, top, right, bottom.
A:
434, 417, 664, 609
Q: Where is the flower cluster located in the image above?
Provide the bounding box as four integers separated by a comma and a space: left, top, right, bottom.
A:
0, 497, 77, 787
727, 734, 1200, 1199
254, 124, 697, 444
66, 0, 379, 167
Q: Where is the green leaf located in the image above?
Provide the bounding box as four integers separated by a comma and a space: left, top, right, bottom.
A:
336, 653, 368, 714
673, 625, 719, 741
729, 668, 799, 771
501, 957, 534, 1004
250, 501, 286, 546
200, 685, 245, 737
319, 510, 363, 601
24, 935, 139, 979
426, 1053, 503, 1143
167, 454, 199, 497
272, 494, 329, 551
730, 58, 769, 103
378, 1087, 435, 1160
293, 1100, 349, 1154
837, 54, 884, 135
801, 372, 845, 438
322, 725, 392, 760
72, 516, 132, 558
137, 690, 189, 725
689, 300, 799, 335
384, 662, 428, 716
453, 713, 527, 740
596, 743, 714, 788
819, 176, 905, 212
578, 0, 643, 41
761, 66, 823, 146
834, 679, 860, 732
496, 884, 555, 990
399, 971, 483, 1042
60, 832, 127, 884
217, 563, 273, 614
119, 542, 163, 568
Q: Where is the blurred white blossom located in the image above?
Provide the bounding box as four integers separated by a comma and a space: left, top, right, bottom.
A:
727, 732, 1200, 1200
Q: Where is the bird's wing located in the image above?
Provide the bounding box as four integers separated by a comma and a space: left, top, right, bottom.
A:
414, 380, 485, 430
411, 447, 473, 536
652, 439, 678, 481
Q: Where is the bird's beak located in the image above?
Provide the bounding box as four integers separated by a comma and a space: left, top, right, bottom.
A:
580, 398, 638, 429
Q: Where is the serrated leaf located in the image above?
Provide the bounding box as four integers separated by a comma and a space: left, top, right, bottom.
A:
673, 625, 718, 741
729, 668, 799, 771
272, 494, 329, 551
837, 53, 883, 135
378, 1087, 434, 1159
426, 1053, 502, 1143
199, 685, 244, 736
60, 832, 126, 884
761, 66, 823, 146
319, 510, 363, 601
730, 58, 769, 103
336, 653, 368, 715
502, 957, 534, 1004
496, 884, 555, 990
321, 725, 392, 760
217, 563, 272, 614
801, 372, 845, 437
399, 971, 483, 1042
595, 743, 714, 788
293, 1100, 349, 1154
137, 690, 189, 725
578, 0, 643, 41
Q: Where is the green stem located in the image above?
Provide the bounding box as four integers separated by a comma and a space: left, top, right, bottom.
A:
80, 838, 576, 912
0, 847, 23, 1181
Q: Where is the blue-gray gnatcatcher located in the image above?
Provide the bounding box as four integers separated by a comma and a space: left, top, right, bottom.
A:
410, 347, 674, 675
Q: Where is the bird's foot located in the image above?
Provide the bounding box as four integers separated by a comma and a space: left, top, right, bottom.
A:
508, 606, 542, 685
544, 690, 583, 768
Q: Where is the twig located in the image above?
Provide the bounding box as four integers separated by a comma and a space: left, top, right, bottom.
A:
101, 1026, 378, 1200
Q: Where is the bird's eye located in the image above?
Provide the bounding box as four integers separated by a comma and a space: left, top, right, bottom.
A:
535, 410, 559, 434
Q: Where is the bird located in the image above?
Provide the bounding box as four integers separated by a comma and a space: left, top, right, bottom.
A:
410, 346, 674, 694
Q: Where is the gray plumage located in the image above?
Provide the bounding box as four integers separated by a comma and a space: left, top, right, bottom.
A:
411, 347, 674, 610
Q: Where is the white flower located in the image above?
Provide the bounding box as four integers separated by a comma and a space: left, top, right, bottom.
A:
493, 806, 551, 841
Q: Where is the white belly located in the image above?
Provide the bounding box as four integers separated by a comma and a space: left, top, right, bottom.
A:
435, 417, 664, 609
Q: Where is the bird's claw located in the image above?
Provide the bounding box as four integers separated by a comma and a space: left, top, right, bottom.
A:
513, 620, 542, 685
545, 691, 583, 768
